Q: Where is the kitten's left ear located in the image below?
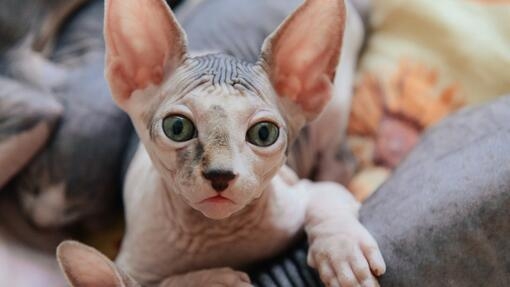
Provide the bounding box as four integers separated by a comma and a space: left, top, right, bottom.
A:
260, 0, 346, 121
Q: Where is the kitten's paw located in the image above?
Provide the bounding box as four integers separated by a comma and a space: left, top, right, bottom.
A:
307, 227, 385, 287
163, 267, 252, 287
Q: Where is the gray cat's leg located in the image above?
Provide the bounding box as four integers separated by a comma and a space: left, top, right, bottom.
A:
0, 77, 62, 189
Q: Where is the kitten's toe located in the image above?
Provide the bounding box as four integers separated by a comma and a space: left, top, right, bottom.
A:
334, 261, 359, 287
349, 247, 377, 284
361, 242, 386, 276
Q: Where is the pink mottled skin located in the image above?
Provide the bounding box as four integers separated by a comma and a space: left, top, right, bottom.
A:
57, 0, 385, 287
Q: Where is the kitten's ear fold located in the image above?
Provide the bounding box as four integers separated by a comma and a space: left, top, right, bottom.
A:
104, 0, 187, 108
261, 0, 346, 121
57, 241, 134, 287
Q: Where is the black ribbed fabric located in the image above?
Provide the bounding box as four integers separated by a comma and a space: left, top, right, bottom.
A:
248, 239, 323, 287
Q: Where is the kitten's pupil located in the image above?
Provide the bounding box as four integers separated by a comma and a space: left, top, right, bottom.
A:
259, 125, 269, 141
162, 115, 196, 142
173, 119, 184, 135
246, 121, 279, 147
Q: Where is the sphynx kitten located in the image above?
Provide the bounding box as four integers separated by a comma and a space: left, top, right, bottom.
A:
57, 0, 385, 286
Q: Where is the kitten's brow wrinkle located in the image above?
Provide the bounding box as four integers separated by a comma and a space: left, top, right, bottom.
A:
177, 75, 209, 99
187, 54, 261, 91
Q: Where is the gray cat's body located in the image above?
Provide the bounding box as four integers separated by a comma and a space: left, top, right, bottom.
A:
178, 0, 301, 62
0, 0, 80, 192
0, 0, 133, 250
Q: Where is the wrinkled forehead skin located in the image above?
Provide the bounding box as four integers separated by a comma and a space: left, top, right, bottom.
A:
139, 53, 299, 143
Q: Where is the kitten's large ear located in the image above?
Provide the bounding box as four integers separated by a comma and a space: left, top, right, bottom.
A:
260, 0, 346, 121
57, 241, 137, 287
104, 0, 187, 108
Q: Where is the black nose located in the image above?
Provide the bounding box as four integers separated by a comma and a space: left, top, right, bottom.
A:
202, 169, 236, 192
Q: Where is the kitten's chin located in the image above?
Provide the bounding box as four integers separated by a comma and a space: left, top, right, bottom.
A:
194, 202, 244, 220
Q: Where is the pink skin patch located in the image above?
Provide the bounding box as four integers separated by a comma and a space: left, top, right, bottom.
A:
375, 117, 420, 168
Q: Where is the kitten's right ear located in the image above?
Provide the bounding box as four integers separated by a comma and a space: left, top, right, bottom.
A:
260, 0, 345, 121
104, 0, 187, 109
57, 241, 138, 287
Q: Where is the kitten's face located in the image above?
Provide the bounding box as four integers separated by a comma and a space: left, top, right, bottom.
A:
104, 0, 345, 219
131, 55, 291, 219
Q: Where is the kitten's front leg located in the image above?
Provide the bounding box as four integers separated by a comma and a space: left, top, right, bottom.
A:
303, 181, 386, 287
160, 268, 252, 287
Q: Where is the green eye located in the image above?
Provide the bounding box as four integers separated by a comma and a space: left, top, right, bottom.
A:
162, 115, 196, 142
247, 121, 279, 147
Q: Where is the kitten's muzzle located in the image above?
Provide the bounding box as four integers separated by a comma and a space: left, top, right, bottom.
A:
202, 169, 237, 192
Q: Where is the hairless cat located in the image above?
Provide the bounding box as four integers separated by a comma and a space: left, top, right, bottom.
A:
57, 0, 385, 287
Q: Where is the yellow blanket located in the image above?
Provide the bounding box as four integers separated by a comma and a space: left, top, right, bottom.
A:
359, 0, 510, 104
346, 0, 510, 201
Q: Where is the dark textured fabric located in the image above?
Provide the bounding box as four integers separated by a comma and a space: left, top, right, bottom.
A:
249, 96, 510, 286
248, 239, 322, 287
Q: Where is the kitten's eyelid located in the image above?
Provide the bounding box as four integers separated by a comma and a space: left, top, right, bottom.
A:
160, 137, 198, 151
249, 118, 280, 129
247, 134, 287, 156
157, 104, 196, 124
246, 110, 285, 129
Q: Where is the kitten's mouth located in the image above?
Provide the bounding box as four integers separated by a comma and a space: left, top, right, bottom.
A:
199, 195, 235, 204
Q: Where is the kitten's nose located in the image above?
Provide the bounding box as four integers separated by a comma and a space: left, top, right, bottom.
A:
202, 169, 236, 192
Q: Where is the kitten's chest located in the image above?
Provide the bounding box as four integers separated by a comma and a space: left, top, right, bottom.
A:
119, 176, 307, 285
169, 218, 304, 273
172, 197, 304, 273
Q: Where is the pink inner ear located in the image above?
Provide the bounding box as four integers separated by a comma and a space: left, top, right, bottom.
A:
59, 242, 121, 287
266, 0, 345, 118
105, 0, 186, 101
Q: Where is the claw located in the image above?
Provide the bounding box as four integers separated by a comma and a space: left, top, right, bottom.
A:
364, 247, 386, 276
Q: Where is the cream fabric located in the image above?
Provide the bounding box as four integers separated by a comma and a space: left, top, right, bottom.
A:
359, 0, 510, 104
